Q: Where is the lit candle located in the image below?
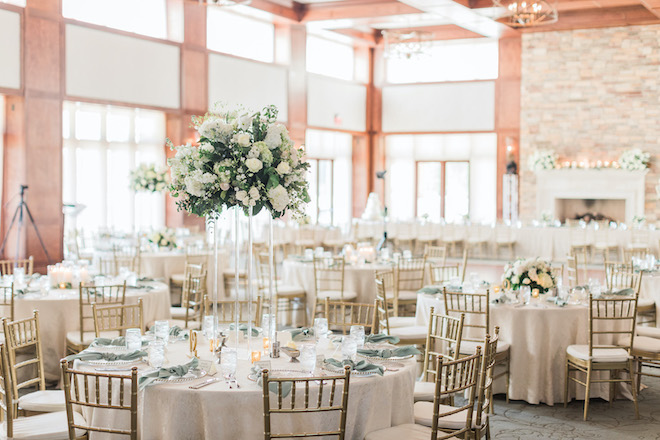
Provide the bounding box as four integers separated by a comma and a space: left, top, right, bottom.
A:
251, 351, 261, 363
263, 337, 270, 352
59, 282, 66, 289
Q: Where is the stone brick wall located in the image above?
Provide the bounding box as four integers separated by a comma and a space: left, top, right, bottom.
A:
519, 24, 660, 222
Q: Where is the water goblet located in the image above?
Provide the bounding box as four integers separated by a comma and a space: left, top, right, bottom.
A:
221, 347, 237, 379
349, 325, 365, 348
154, 320, 169, 344
314, 318, 328, 339
341, 335, 358, 362
520, 286, 531, 305
148, 340, 166, 368
300, 344, 317, 374
125, 328, 142, 351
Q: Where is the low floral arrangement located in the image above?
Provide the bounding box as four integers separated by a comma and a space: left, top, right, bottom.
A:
502, 257, 555, 293
168, 104, 310, 219
618, 149, 650, 171
148, 229, 177, 249
130, 164, 168, 193
632, 215, 646, 227
528, 150, 557, 172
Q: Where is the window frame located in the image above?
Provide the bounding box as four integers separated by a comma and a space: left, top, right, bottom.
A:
414, 159, 470, 221
307, 157, 335, 226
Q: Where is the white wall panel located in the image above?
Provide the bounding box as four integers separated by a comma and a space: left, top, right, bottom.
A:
66, 24, 180, 109
0, 9, 21, 90
382, 82, 495, 133
307, 75, 366, 132
208, 54, 288, 121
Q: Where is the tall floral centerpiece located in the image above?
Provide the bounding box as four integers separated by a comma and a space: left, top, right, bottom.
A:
168, 104, 310, 355
502, 258, 556, 293
129, 164, 168, 192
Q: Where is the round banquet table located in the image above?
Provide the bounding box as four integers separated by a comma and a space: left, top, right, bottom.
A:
282, 259, 393, 320
15, 282, 171, 381
416, 293, 631, 405
140, 250, 229, 297
74, 336, 416, 440
640, 271, 660, 327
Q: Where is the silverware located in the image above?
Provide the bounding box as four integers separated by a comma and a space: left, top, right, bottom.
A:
189, 378, 220, 389
232, 378, 240, 389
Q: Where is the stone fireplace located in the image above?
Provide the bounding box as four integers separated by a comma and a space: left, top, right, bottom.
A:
535, 169, 646, 224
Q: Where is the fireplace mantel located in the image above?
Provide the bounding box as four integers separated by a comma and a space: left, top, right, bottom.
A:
535, 169, 647, 223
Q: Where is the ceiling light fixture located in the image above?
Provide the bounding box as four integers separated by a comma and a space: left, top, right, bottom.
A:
199, 0, 252, 7
492, 0, 558, 27
381, 30, 433, 60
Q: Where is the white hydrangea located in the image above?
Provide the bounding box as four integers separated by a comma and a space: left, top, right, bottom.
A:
619, 149, 650, 171
198, 118, 233, 142
528, 150, 557, 172
200, 143, 214, 153
268, 185, 290, 212
245, 158, 263, 173
184, 170, 215, 197
264, 124, 288, 149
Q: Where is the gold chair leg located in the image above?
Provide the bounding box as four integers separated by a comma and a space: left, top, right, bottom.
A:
505, 355, 511, 404
564, 360, 570, 407
609, 370, 615, 408
629, 359, 640, 419
583, 365, 592, 421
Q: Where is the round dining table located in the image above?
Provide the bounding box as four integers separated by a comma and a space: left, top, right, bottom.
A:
640, 271, 660, 326
74, 334, 416, 440
15, 281, 171, 381
416, 292, 631, 405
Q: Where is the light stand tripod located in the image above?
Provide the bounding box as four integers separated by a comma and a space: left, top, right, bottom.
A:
375, 170, 392, 252
0, 185, 52, 264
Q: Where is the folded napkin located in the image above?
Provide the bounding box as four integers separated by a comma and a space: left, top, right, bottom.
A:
132, 285, 154, 291
289, 327, 315, 341
417, 286, 442, 295
324, 358, 384, 376
357, 346, 420, 359
89, 337, 149, 348
364, 334, 400, 344
147, 325, 188, 340
65, 350, 147, 363
139, 358, 199, 390
604, 288, 634, 296
138, 277, 156, 282
251, 365, 293, 397
229, 323, 260, 337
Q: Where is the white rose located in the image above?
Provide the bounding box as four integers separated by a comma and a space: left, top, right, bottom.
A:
245, 158, 263, 173
248, 187, 260, 200
514, 265, 524, 276
529, 270, 539, 283
522, 278, 531, 285
220, 182, 230, 191
200, 143, 214, 152
236, 190, 247, 201
267, 185, 290, 212
233, 133, 251, 147
512, 275, 520, 284
276, 162, 291, 175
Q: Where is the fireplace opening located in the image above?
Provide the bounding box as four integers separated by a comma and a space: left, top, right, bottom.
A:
555, 198, 626, 224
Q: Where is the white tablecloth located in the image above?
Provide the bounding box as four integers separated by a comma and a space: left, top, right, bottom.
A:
16, 282, 171, 381
640, 272, 660, 326
76, 336, 416, 440
416, 293, 628, 405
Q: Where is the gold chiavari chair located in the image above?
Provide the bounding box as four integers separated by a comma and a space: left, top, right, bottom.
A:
322, 298, 378, 335
262, 366, 351, 440
566, 254, 578, 288
424, 245, 448, 266
66, 283, 127, 354
394, 256, 427, 315
0, 344, 78, 439
605, 262, 654, 326
592, 221, 620, 263
367, 350, 481, 440
550, 264, 564, 282
256, 252, 306, 327
312, 257, 357, 320
440, 224, 464, 258
415, 308, 464, 402
429, 264, 460, 286
3, 311, 66, 413
374, 270, 416, 328
572, 247, 589, 283
0, 284, 15, 324
92, 299, 144, 337
623, 247, 650, 264
0, 256, 34, 276
203, 296, 263, 326
443, 288, 510, 403
564, 292, 639, 420
170, 248, 209, 290
61, 360, 137, 439
493, 224, 515, 259
375, 278, 427, 348
632, 325, 660, 394
170, 269, 207, 329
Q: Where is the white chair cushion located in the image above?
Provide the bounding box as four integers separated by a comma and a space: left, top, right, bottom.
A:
566, 344, 631, 362
413, 381, 435, 402
633, 336, 660, 353
317, 290, 357, 301
414, 401, 487, 429
389, 326, 427, 342
637, 298, 655, 308
0, 410, 86, 440
275, 285, 306, 297
459, 340, 510, 355
66, 331, 119, 347
637, 326, 660, 338
170, 307, 194, 319
170, 273, 185, 284
364, 423, 442, 440
388, 316, 417, 328
397, 290, 420, 301
18, 390, 65, 412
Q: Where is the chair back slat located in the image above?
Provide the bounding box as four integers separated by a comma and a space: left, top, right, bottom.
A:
422, 308, 464, 382
79, 283, 127, 341
588, 293, 638, 356
313, 257, 345, 295
93, 299, 144, 337
0, 257, 34, 276
395, 257, 427, 292
322, 299, 377, 334
2, 311, 47, 398
204, 296, 262, 325
443, 288, 490, 343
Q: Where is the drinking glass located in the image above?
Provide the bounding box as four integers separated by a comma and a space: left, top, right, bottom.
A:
125, 328, 142, 351
154, 320, 169, 343
149, 340, 165, 368
349, 325, 365, 348
341, 335, 358, 362
202, 315, 216, 339
300, 344, 317, 374
520, 286, 531, 305
221, 347, 237, 379
13, 267, 25, 286
314, 318, 328, 339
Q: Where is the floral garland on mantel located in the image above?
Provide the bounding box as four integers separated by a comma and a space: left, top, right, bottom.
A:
529, 148, 650, 172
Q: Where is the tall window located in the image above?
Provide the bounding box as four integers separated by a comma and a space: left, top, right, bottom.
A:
1, 0, 25, 6
305, 130, 352, 226
62, 0, 177, 41
207, 7, 274, 63
416, 161, 469, 223
62, 102, 166, 233
386, 38, 498, 84
306, 34, 354, 81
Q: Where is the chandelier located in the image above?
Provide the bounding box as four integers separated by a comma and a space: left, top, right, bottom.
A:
199, 0, 252, 6
493, 0, 558, 27
382, 30, 433, 60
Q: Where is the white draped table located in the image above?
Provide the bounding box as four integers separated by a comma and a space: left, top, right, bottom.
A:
75, 337, 416, 440
640, 272, 660, 326
16, 282, 171, 381
416, 293, 629, 405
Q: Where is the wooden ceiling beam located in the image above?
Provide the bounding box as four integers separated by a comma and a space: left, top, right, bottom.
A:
300, 0, 423, 22
639, 0, 660, 18
514, 5, 660, 31
246, 0, 304, 22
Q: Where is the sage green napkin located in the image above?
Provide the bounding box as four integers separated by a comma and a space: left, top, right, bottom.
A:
90, 337, 149, 348
251, 365, 292, 397
324, 358, 384, 376
65, 350, 147, 363
139, 358, 199, 390
606, 288, 634, 296
229, 323, 260, 337
364, 334, 400, 344
357, 346, 420, 359
289, 327, 315, 341
417, 286, 442, 295
147, 325, 188, 339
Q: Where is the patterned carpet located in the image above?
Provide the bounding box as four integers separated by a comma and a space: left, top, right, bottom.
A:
490, 370, 660, 439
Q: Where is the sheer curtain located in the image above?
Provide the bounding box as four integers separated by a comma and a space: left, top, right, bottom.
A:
62, 102, 166, 234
